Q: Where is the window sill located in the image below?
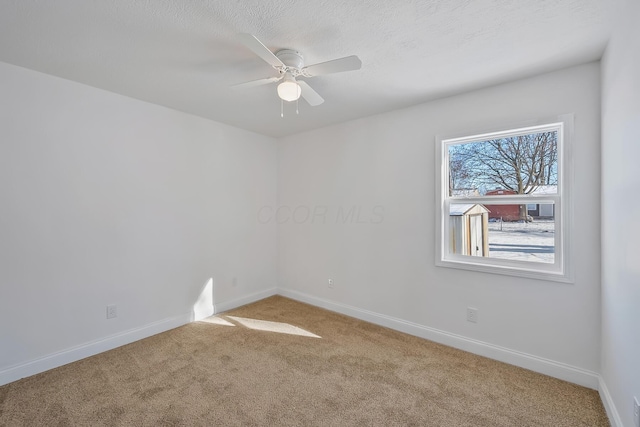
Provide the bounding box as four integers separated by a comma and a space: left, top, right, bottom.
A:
436, 257, 573, 283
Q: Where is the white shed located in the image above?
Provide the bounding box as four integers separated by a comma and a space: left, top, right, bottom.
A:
449, 204, 490, 257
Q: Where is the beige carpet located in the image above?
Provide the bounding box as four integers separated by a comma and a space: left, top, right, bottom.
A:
0, 296, 608, 426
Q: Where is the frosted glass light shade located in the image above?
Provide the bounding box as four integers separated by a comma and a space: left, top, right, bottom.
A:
277, 79, 301, 102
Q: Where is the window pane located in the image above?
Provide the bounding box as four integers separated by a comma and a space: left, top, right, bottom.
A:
448, 131, 558, 197
449, 203, 555, 264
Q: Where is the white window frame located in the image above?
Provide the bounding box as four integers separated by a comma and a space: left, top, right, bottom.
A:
435, 115, 574, 283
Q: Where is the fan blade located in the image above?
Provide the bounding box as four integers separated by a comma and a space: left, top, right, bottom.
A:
303, 55, 362, 76
238, 33, 284, 68
298, 80, 324, 106
231, 76, 282, 89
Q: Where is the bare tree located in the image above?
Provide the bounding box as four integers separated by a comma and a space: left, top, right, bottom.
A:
448, 148, 471, 196
449, 131, 558, 220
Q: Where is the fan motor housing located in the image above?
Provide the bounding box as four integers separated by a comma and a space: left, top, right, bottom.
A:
275, 49, 304, 71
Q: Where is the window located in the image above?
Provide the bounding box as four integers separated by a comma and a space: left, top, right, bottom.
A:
435, 115, 573, 282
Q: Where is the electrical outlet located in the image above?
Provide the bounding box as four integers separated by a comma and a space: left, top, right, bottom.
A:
328, 278, 334, 288
106, 304, 117, 319
634, 396, 639, 427
466, 307, 478, 323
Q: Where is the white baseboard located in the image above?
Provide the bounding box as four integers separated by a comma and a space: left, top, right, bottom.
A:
213, 287, 278, 314
0, 313, 191, 387
278, 288, 600, 390
599, 377, 623, 427
0, 287, 278, 387
0, 286, 603, 404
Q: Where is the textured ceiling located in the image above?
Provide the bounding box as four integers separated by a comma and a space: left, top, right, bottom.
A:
0, 1, 611, 137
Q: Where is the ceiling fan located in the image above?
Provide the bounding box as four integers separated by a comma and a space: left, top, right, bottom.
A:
232, 33, 362, 113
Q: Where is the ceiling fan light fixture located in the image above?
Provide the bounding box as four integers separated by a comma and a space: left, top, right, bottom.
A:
277, 74, 301, 102
236, 33, 358, 108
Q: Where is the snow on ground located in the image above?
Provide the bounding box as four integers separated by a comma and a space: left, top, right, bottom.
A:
487, 219, 555, 263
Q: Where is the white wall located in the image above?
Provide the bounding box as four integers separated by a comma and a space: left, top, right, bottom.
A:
0, 61, 277, 384
601, 0, 640, 424
278, 63, 602, 386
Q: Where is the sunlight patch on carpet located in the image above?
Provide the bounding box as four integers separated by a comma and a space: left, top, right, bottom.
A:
226, 316, 321, 338
198, 316, 236, 326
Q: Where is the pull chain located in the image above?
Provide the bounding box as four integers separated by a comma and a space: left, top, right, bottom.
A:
281, 99, 284, 118
296, 99, 299, 115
